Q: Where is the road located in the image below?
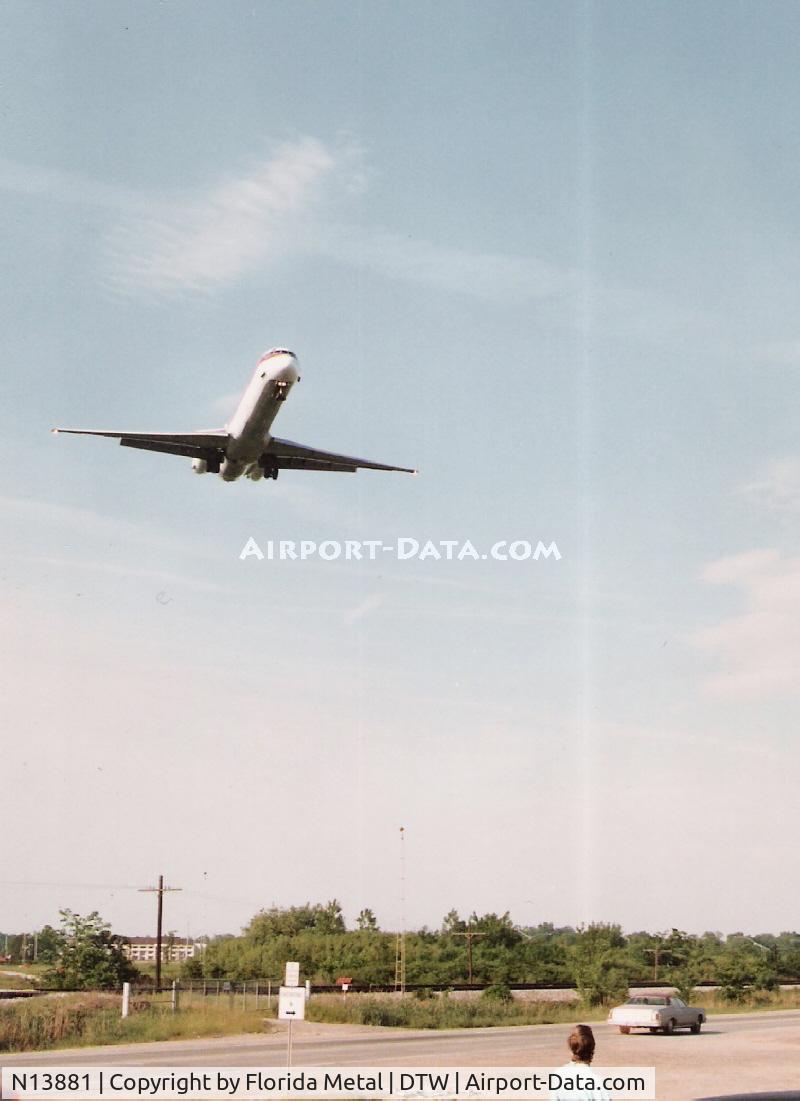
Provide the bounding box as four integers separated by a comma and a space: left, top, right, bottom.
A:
3, 1012, 800, 1101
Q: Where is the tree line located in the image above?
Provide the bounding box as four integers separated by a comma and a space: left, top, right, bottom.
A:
7, 904, 800, 1003
181, 903, 800, 1004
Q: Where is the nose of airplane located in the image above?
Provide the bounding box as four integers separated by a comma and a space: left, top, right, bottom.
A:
277, 354, 299, 383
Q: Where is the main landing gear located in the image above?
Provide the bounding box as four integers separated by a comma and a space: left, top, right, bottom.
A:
260, 457, 279, 480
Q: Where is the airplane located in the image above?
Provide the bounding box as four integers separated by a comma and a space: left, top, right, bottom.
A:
53, 348, 416, 482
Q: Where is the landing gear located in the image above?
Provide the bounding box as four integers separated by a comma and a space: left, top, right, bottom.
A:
206, 456, 221, 474
259, 457, 279, 480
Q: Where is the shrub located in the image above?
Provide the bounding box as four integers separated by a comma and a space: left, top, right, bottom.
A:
481, 984, 513, 1003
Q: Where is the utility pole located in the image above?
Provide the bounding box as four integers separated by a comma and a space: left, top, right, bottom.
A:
453, 927, 487, 984
644, 942, 663, 982
139, 875, 182, 991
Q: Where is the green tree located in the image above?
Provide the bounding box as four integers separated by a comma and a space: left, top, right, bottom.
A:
245, 901, 346, 941
44, 910, 138, 991
572, 923, 630, 1007
356, 909, 379, 931
36, 925, 61, 964
316, 900, 346, 934
468, 912, 521, 949
716, 946, 777, 1003
441, 910, 466, 935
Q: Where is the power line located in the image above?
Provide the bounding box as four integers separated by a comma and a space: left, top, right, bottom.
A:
0, 880, 143, 891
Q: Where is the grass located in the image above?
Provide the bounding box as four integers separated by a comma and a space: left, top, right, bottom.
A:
4, 988, 800, 1052
305, 994, 604, 1029
692, 987, 800, 1014
306, 988, 800, 1030
0, 994, 271, 1053
0, 966, 44, 990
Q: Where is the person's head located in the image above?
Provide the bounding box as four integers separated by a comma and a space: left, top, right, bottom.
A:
567, 1024, 596, 1064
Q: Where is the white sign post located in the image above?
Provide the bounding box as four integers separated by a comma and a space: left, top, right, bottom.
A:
280, 963, 303, 1066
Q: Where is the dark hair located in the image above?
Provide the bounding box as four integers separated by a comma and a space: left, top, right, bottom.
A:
568, 1024, 596, 1064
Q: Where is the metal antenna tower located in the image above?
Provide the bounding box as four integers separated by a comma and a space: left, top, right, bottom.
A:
394, 826, 406, 994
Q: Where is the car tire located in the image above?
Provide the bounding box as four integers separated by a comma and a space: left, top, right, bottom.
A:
691, 1019, 702, 1034
663, 1018, 675, 1035
619, 1026, 631, 1034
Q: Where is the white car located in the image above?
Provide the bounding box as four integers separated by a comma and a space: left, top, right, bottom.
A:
608, 994, 706, 1034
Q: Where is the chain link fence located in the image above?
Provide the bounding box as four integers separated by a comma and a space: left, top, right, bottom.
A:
128, 980, 280, 1014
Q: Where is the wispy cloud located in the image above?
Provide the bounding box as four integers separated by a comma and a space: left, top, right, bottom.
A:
689, 549, 800, 700
751, 338, 800, 367
0, 494, 192, 556
103, 138, 335, 298
738, 458, 800, 516
316, 224, 576, 304
101, 138, 578, 305
344, 593, 385, 624
23, 555, 230, 595
0, 144, 597, 308
0, 157, 147, 212
2, 139, 705, 333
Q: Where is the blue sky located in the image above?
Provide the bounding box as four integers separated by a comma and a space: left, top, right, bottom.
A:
2, 1, 799, 939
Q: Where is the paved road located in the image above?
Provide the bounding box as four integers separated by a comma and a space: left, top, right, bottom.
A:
3, 1012, 800, 1100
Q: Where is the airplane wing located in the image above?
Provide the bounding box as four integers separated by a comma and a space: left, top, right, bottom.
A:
52, 428, 229, 460
267, 436, 417, 474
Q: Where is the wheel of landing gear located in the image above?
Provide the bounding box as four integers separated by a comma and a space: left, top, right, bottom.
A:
649, 1027, 659, 1034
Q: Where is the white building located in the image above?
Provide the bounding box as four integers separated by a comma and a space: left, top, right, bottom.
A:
122, 937, 206, 963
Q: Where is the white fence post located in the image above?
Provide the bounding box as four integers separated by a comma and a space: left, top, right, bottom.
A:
121, 982, 130, 1018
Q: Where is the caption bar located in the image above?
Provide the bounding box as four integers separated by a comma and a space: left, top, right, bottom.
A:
1, 1066, 655, 1100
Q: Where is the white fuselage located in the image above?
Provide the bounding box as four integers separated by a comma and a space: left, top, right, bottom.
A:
56, 344, 415, 481
216, 349, 299, 481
